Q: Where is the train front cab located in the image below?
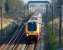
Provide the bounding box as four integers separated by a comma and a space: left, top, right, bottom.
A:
25, 22, 41, 43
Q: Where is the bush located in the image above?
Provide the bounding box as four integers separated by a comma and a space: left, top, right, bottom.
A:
44, 24, 57, 50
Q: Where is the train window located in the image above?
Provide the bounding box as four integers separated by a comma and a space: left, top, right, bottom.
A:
28, 22, 37, 31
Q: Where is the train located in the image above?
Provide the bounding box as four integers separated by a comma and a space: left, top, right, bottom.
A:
25, 13, 42, 43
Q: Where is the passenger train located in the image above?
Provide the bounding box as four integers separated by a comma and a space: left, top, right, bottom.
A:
25, 13, 42, 43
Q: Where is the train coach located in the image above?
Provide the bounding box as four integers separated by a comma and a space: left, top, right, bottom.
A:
25, 13, 42, 43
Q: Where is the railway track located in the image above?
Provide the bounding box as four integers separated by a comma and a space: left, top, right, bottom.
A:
0, 44, 36, 50
0, 11, 39, 50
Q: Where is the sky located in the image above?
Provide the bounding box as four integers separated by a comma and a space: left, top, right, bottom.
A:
23, 0, 51, 3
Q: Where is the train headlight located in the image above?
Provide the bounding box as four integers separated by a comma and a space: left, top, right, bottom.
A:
27, 33, 29, 36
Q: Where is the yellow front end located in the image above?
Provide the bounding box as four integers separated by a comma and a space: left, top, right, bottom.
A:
25, 23, 41, 36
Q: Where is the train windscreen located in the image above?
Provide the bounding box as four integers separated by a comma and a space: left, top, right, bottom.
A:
28, 22, 37, 31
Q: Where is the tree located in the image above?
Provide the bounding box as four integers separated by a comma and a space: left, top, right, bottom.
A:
4, 0, 25, 17
5, 0, 9, 13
